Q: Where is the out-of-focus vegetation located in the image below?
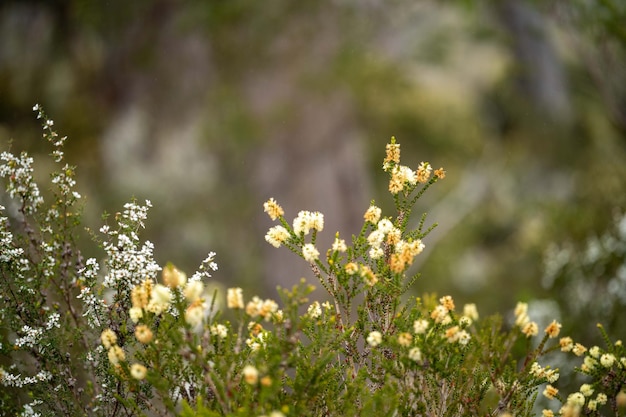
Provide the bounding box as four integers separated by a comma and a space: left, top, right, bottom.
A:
1, 0, 625, 347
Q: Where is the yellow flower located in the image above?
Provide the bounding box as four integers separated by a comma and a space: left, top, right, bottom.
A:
416, 162, 432, 183
130, 363, 147, 380
108, 346, 126, 365
363, 205, 382, 224
439, 295, 455, 312
129, 307, 143, 324
522, 321, 539, 337
227, 287, 244, 309
434, 167, 446, 179
259, 299, 279, 320
185, 300, 205, 329
359, 265, 378, 286
265, 225, 290, 248
430, 305, 450, 324
559, 337, 574, 352
344, 262, 358, 275
246, 296, 264, 317
463, 303, 479, 321
545, 320, 562, 338
445, 326, 460, 343
263, 198, 284, 221
242, 365, 259, 385
162, 263, 186, 288
131, 279, 153, 309
384, 138, 401, 169
397, 332, 413, 347
572, 343, 587, 356
147, 284, 172, 315
543, 385, 559, 399
389, 253, 406, 274
100, 329, 117, 349
135, 324, 154, 344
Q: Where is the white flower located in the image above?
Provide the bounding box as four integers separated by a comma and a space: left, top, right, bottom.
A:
307, 301, 322, 319
242, 365, 259, 384
367, 331, 382, 347
369, 246, 384, 260
302, 243, 319, 263
408, 347, 422, 362
589, 346, 601, 358
310, 211, 324, 232
367, 230, 384, 247
458, 330, 471, 345
600, 353, 615, 368
413, 319, 429, 334
210, 324, 228, 339
580, 384, 594, 397
265, 225, 290, 248
377, 218, 394, 234
130, 363, 147, 380
332, 237, 347, 252
567, 392, 585, 407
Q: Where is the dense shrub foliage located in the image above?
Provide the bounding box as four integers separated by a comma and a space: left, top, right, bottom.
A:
1, 108, 625, 416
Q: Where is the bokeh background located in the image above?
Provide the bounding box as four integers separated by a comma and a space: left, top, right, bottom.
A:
1, 0, 625, 349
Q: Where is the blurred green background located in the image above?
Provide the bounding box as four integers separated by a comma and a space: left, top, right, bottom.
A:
1, 0, 625, 347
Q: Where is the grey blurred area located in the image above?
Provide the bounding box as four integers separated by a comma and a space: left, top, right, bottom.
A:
1, 0, 625, 342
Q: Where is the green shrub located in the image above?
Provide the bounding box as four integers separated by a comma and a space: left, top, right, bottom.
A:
0, 107, 624, 416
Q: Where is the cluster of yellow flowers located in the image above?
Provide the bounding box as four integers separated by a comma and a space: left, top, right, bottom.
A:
365, 295, 476, 365
382, 137, 444, 195
227, 287, 283, 323
100, 265, 212, 381
100, 328, 147, 380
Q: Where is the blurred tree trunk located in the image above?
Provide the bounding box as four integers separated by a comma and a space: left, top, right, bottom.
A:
496, 0, 571, 123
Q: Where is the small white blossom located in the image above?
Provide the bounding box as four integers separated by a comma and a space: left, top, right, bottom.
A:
367, 331, 382, 347
302, 243, 319, 263
307, 301, 322, 319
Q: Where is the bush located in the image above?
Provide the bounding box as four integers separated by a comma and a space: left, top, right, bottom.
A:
0, 106, 625, 416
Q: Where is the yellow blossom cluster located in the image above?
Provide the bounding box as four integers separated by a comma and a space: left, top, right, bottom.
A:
364, 213, 425, 273
100, 328, 147, 380
227, 287, 244, 309
162, 263, 187, 288
383, 138, 401, 170
363, 204, 382, 224
529, 361, 559, 384
430, 296, 454, 324
246, 296, 281, 321
514, 302, 539, 338
343, 261, 378, 286
381, 137, 443, 194
263, 198, 284, 221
